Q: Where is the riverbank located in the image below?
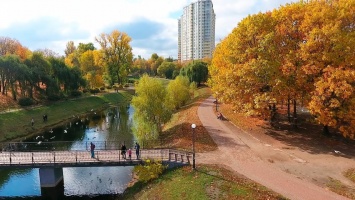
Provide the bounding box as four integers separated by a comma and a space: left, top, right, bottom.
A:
0, 91, 132, 142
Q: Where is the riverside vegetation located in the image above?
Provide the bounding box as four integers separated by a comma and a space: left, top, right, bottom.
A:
0, 91, 132, 142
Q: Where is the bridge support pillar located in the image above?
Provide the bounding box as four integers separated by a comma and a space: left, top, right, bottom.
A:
39, 167, 64, 188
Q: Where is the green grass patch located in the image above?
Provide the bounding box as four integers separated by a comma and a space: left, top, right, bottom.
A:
154, 77, 171, 87
122, 165, 286, 200
344, 168, 355, 183
326, 177, 355, 199
0, 92, 132, 142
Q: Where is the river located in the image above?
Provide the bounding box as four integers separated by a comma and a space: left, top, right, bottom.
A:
0, 105, 136, 199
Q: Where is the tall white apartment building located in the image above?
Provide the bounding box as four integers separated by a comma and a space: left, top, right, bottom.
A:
178, 0, 216, 62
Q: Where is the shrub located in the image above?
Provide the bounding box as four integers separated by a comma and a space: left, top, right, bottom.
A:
18, 97, 34, 106
100, 87, 105, 91
83, 89, 89, 93
47, 94, 61, 101
90, 88, 100, 94
133, 159, 167, 183
106, 85, 112, 89
70, 90, 82, 97
124, 83, 129, 87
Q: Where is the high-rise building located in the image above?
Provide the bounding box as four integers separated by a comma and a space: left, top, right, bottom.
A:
178, 0, 216, 62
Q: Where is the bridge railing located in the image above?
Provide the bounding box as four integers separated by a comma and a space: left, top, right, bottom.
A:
0, 139, 192, 152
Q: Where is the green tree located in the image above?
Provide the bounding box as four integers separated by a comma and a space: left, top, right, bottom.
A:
157, 61, 176, 79
77, 42, 95, 54
182, 61, 208, 86
166, 76, 191, 110
131, 74, 173, 140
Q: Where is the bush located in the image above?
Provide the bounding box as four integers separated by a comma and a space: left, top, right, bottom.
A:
90, 88, 100, 94
100, 87, 105, 91
124, 83, 129, 87
83, 89, 89, 93
106, 85, 112, 89
70, 90, 82, 97
18, 97, 34, 106
133, 159, 167, 183
47, 94, 61, 101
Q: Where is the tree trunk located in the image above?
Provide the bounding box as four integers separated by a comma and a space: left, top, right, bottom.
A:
293, 99, 297, 129
287, 95, 291, 122
11, 82, 16, 101
323, 125, 330, 136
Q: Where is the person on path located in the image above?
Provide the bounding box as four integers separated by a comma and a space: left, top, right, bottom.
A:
121, 143, 127, 159
90, 142, 95, 158
135, 142, 140, 159
128, 148, 132, 160
31, 118, 34, 126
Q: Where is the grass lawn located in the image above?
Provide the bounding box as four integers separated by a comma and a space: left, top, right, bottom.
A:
122, 165, 286, 200
0, 91, 132, 142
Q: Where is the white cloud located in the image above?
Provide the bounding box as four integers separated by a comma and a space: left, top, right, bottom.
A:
0, 0, 294, 59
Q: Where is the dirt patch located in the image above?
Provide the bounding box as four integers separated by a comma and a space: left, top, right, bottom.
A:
0, 95, 20, 113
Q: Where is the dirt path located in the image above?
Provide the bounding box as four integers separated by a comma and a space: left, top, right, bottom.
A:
196, 96, 352, 200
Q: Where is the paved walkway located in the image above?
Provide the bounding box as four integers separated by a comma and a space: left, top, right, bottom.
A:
196, 96, 348, 200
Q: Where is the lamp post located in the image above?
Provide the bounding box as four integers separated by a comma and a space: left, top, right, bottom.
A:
191, 123, 196, 169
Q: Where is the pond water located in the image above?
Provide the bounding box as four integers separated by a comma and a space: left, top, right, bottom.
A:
0, 105, 136, 199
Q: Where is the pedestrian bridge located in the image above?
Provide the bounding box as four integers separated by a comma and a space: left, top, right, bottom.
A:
0, 148, 191, 168
0, 141, 192, 188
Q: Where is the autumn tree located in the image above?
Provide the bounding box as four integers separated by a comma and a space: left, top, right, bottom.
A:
64, 41, 76, 57
95, 30, 133, 85
148, 53, 164, 76
132, 56, 151, 76
64, 41, 79, 68
79, 50, 104, 88
303, 0, 355, 137
209, 0, 355, 137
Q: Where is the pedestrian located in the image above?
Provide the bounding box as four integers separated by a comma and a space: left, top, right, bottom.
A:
90, 142, 95, 158
128, 148, 132, 160
31, 118, 34, 126
121, 143, 127, 159
134, 142, 140, 159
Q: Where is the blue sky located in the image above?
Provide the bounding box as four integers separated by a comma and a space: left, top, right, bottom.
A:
0, 0, 294, 59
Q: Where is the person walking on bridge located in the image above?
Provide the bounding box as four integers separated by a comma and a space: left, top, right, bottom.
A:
90, 142, 95, 158
135, 142, 140, 159
121, 143, 127, 159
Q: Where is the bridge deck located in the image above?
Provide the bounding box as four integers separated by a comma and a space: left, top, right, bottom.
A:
0, 149, 191, 168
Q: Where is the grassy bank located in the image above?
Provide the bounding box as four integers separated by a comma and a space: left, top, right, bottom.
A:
0, 92, 132, 142
160, 86, 218, 152
122, 165, 286, 200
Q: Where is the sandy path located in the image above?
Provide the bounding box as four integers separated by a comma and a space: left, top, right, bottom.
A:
196, 97, 350, 200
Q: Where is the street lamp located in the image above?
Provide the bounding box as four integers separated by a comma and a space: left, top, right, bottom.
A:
191, 123, 196, 169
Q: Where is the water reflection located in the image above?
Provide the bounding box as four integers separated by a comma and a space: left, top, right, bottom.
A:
0, 105, 135, 198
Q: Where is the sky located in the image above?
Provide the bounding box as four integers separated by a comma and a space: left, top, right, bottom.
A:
0, 0, 295, 59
